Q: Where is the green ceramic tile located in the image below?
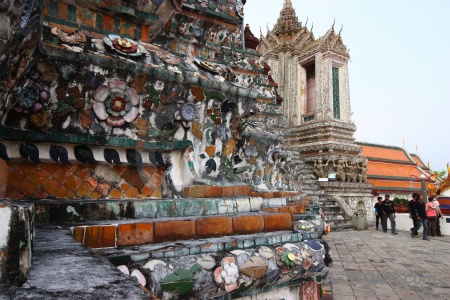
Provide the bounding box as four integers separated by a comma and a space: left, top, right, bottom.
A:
174, 248, 190, 257
151, 251, 164, 258
243, 240, 254, 248
224, 241, 237, 251
291, 234, 299, 243
95, 13, 103, 30
189, 246, 200, 255
281, 234, 292, 243
114, 17, 121, 32
202, 199, 219, 215
200, 244, 218, 253
108, 4, 134, 14
176, 200, 203, 217
49, 0, 58, 17
254, 237, 268, 246
156, 200, 173, 218
164, 251, 175, 258
67, 4, 76, 22
134, 201, 157, 219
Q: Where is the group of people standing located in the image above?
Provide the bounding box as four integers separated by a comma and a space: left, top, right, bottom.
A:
409, 193, 444, 240
373, 193, 444, 240
374, 194, 397, 234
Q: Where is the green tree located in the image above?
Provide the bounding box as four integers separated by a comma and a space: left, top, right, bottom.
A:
432, 169, 448, 181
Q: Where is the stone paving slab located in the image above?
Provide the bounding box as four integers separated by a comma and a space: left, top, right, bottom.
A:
0, 225, 148, 300
323, 228, 450, 300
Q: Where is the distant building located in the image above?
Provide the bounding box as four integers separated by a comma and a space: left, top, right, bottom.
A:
356, 142, 439, 199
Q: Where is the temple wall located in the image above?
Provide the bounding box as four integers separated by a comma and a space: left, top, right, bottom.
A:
0, 202, 34, 286
276, 52, 301, 126
5, 162, 163, 200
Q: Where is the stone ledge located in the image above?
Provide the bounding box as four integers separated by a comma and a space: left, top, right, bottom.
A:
70, 212, 294, 248
19, 196, 307, 223
97, 230, 312, 260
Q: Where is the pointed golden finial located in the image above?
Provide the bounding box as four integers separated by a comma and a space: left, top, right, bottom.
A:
416, 143, 418, 154
402, 137, 405, 147
427, 161, 430, 169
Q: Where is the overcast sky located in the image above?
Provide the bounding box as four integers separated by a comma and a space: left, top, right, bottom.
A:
244, 0, 450, 173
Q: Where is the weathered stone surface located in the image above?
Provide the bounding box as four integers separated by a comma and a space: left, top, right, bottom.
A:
154, 220, 196, 243
0, 160, 8, 198
84, 225, 116, 248
0, 202, 33, 286
264, 213, 293, 232
233, 215, 264, 235
94, 165, 122, 183
117, 223, 154, 247
196, 216, 233, 238
0, 225, 147, 299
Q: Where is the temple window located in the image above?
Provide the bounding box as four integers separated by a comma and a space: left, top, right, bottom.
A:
305, 64, 316, 113
332, 66, 340, 119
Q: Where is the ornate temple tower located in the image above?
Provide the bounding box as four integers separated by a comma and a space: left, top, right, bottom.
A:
259, 0, 373, 225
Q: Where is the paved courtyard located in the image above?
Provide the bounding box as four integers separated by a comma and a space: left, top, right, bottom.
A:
323, 228, 450, 299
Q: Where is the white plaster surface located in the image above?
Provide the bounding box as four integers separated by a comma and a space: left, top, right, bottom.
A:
0, 206, 12, 248
235, 198, 251, 213
375, 213, 450, 236
249, 197, 263, 212
235, 285, 301, 300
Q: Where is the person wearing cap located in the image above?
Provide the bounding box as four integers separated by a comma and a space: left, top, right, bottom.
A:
374, 196, 383, 230
409, 193, 421, 238
381, 194, 397, 234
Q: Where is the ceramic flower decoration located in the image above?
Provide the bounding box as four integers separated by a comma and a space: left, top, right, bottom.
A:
103, 35, 147, 57
275, 246, 303, 275
213, 257, 239, 292
14, 80, 49, 113
93, 80, 140, 127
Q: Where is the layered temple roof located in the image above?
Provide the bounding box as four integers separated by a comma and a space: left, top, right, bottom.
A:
357, 142, 438, 195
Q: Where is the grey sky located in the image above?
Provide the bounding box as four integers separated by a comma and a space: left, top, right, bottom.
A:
245, 0, 450, 172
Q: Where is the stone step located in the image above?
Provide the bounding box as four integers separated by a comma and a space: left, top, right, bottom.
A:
31, 196, 303, 224
183, 184, 302, 199
70, 211, 293, 248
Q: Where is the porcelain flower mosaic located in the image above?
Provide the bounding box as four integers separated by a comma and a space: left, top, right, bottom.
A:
92, 80, 140, 127
214, 257, 239, 292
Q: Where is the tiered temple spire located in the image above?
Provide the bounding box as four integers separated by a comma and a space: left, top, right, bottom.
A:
272, 0, 302, 36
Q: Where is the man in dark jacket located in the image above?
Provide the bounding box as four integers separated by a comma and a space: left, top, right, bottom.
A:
416, 194, 429, 240
409, 193, 421, 238
381, 194, 397, 234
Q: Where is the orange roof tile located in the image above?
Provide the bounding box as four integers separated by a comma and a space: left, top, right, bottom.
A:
357, 142, 438, 194
357, 142, 414, 163
366, 162, 423, 178
367, 179, 422, 189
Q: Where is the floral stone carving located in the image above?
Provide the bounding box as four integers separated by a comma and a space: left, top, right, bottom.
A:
92, 80, 140, 127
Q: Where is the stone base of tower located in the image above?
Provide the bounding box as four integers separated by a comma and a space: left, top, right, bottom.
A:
285, 120, 374, 230
318, 182, 374, 230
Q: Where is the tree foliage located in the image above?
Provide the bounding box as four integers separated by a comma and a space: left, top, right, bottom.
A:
432, 169, 448, 181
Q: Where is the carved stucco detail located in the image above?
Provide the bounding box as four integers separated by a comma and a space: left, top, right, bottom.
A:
339, 63, 351, 122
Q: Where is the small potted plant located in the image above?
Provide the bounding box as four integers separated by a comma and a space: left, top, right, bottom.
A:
393, 198, 409, 213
